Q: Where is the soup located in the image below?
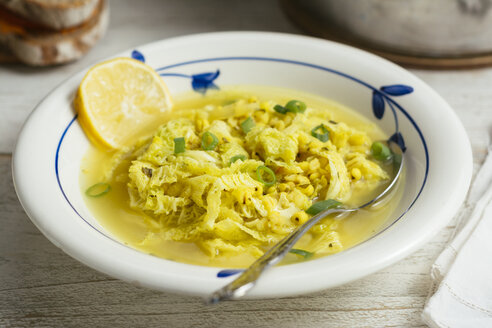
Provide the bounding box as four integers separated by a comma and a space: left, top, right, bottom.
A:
80, 86, 404, 268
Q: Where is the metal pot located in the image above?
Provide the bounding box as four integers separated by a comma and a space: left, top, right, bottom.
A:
282, 0, 492, 57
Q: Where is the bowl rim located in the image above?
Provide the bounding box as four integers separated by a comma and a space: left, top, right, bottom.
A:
12, 31, 472, 297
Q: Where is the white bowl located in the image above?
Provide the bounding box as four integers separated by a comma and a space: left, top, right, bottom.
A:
13, 32, 472, 298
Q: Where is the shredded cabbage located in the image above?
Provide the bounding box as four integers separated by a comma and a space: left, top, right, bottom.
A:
113, 95, 390, 259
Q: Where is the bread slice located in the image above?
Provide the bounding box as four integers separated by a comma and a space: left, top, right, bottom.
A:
0, 0, 100, 30
0, 0, 108, 66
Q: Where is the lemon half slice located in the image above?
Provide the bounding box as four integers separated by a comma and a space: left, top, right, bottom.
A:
75, 57, 172, 149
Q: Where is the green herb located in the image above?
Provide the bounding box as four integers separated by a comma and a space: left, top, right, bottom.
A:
311, 124, 330, 142
274, 104, 288, 114
201, 132, 219, 150
256, 165, 276, 186
174, 137, 185, 154
285, 100, 306, 113
289, 248, 314, 259
305, 199, 342, 215
274, 100, 307, 115
85, 182, 111, 198
230, 154, 247, 164
371, 141, 392, 162
240, 117, 255, 134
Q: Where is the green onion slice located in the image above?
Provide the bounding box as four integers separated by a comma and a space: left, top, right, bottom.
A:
274, 104, 288, 114
256, 165, 276, 186
201, 132, 219, 150
174, 137, 185, 154
230, 154, 247, 164
371, 141, 392, 162
311, 124, 330, 142
85, 182, 111, 198
285, 100, 306, 113
305, 199, 342, 215
240, 117, 255, 134
289, 248, 314, 259
274, 100, 307, 115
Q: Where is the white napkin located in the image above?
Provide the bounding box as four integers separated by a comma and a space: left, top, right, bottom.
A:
422, 143, 492, 327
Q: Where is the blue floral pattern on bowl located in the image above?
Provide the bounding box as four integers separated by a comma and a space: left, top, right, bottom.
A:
131, 50, 145, 63
132, 49, 220, 94
372, 85, 414, 152
158, 70, 221, 94
217, 269, 244, 278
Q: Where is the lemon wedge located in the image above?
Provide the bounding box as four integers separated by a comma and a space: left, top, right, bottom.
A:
75, 57, 173, 149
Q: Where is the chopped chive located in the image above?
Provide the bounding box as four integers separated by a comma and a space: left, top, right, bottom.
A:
230, 154, 247, 164
240, 117, 255, 133
274, 104, 288, 114
371, 141, 392, 162
285, 100, 306, 113
174, 137, 185, 154
311, 124, 330, 142
85, 182, 111, 198
274, 100, 307, 115
201, 132, 219, 150
305, 199, 342, 215
289, 248, 314, 259
255, 165, 276, 186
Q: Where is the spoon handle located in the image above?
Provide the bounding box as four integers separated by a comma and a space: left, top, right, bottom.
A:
207, 208, 344, 304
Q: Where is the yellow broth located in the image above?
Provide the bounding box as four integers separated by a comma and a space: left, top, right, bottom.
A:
80, 86, 404, 268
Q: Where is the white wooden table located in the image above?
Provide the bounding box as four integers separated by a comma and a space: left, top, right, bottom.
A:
1, 1, 491, 327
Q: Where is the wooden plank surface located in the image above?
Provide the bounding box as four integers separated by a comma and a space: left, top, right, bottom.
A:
2, 0, 492, 327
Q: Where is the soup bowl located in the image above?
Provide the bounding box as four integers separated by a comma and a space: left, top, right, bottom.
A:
13, 32, 472, 298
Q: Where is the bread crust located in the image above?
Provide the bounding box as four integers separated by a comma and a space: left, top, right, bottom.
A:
0, 0, 100, 29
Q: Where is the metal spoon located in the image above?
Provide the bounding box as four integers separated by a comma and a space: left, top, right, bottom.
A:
206, 140, 404, 304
